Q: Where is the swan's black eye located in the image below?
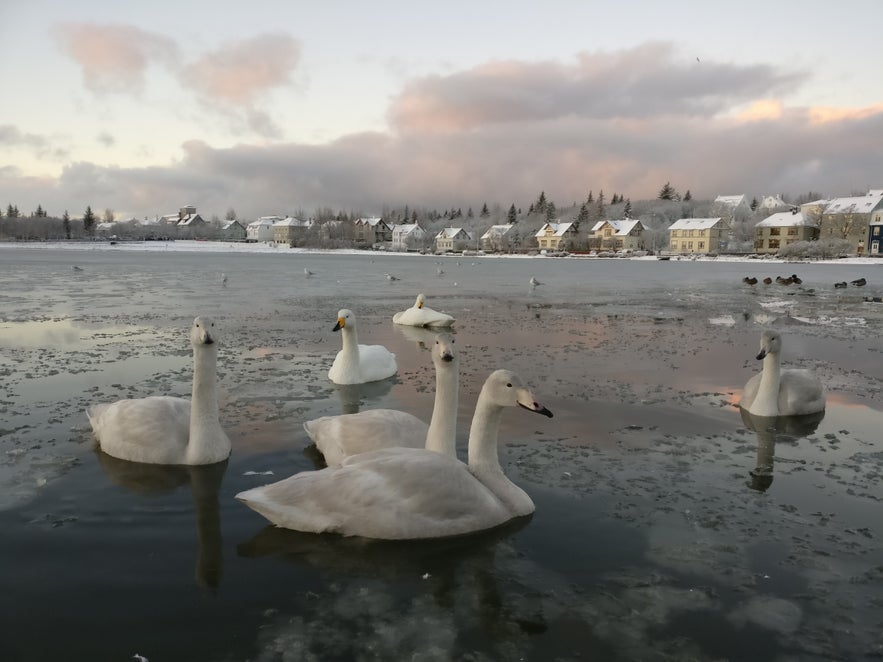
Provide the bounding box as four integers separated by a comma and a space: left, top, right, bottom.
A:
506, 383, 512, 388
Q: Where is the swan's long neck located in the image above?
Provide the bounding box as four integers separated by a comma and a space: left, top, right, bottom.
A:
425, 359, 459, 456
467, 388, 503, 472
188, 345, 226, 462
751, 353, 781, 417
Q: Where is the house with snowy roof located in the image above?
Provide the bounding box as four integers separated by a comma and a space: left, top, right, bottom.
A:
753, 209, 819, 254
480, 224, 517, 252
667, 218, 727, 254
220, 220, 246, 241
869, 215, 883, 255
588, 219, 646, 252
819, 190, 883, 254
247, 216, 283, 242
354, 217, 392, 246
534, 221, 580, 251
273, 217, 314, 244
391, 223, 426, 251
711, 195, 751, 224
434, 227, 473, 252
758, 195, 789, 212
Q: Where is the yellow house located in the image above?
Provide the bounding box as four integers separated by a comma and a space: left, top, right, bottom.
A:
589, 219, 645, 251
534, 221, 579, 251
667, 217, 726, 254
753, 210, 819, 254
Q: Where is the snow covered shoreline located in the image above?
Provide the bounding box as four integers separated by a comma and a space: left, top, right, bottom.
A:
2, 239, 882, 265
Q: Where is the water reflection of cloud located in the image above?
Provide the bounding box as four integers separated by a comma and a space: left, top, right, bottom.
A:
0, 318, 152, 349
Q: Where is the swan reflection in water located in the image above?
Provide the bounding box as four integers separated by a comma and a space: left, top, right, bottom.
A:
332, 377, 395, 415
95, 451, 228, 588
739, 408, 825, 492
237, 517, 542, 658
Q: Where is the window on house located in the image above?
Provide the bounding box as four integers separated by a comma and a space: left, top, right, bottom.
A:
769, 239, 780, 248
688, 241, 694, 250
770, 228, 780, 236
787, 227, 798, 235
874, 227, 880, 236
698, 241, 705, 250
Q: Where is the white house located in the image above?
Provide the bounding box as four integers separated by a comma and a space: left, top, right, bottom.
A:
480, 224, 517, 251
759, 195, 788, 212
391, 223, 426, 251
247, 216, 283, 242
435, 227, 472, 252
354, 217, 392, 245
220, 220, 247, 241
712, 195, 751, 223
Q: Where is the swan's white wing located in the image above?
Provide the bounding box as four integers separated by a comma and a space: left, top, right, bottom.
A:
392, 306, 454, 327
236, 448, 510, 540
779, 369, 826, 416
305, 409, 429, 466
356, 344, 397, 382
87, 396, 191, 464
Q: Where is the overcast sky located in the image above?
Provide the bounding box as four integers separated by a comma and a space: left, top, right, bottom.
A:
1, 0, 882, 220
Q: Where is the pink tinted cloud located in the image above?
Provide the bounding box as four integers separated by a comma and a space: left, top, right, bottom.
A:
179, 34, 300, 106
54, 22, 177, 94
389, 42, 804, 133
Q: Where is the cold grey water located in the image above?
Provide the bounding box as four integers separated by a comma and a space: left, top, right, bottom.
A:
1, 243, 881, 661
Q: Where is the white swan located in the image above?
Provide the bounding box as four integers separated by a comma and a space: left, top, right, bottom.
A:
740, 329, 826, 417
328, 309, 397, 385
86, 316, 232, 465
392, 293, 455, 328
307, 333, 459, 466
235, 369, 553, 540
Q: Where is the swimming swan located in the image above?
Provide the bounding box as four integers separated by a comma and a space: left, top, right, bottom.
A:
86, 316, 232, 465
235, 369, 553, 539
392, 293, 455, 328
740, 329, 826, 417
308, 334, 459, 466
328, 309, 397, 385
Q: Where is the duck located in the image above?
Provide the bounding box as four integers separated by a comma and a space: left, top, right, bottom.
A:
529, 276, 543, 287
790, 274, 802, 285
328, 309, 397, 385
775, 275, 794, 285
851, 277, 867, 287
86, 316, 231, 465
304, 268, 314, 277
392, 293, 455, 328
834, 281, 848, 289
742, 276, 758, 285
739, 329, 826, 417
235, 370, 554, 539
385, 273, 400, 282
762, 277, 773, 285
306, 333, 458, 466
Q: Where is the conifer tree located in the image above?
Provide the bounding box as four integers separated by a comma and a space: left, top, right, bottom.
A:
62, 210, 71, 239
507, 204, 517, 224
683, 190, 692, 201
577, 203, 590, 225
480, 203, 489, 217
623, 199, 632, 219
83, 206, 96, 237
658, 182, 677, 200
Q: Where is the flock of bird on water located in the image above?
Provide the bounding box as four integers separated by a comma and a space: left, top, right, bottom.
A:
86, 281, 834, 540
742, 273, 866, 288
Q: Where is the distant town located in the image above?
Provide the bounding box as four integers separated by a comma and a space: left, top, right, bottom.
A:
2, 186, 882, 258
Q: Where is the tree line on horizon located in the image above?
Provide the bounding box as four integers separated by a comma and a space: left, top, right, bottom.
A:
0, 184, 843, 252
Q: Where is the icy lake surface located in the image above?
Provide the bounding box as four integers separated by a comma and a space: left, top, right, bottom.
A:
1, 243, 881, 661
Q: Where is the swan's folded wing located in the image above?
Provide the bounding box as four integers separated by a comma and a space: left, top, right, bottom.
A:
236, 448, 509, 539
357, 344, 397, 382
87, 396, 191, 463
305, 409, 429, 466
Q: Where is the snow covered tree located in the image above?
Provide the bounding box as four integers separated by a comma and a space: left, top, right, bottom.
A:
83, 206, 96, 237
480, 203, 490, 217
623, 198, 632, 219
507, 204, 517, 224
62, 210, 71, 239
683, 190, 692, 201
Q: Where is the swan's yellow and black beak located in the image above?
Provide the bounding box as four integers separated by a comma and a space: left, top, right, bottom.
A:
516, 389, 553, 418
203, 332, 215, 345
333, 317, 345, 332
756, 348, 766, 360
417, 301, 424, 309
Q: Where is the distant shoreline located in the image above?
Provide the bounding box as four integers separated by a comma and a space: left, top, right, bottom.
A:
1, 239, 881, 266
